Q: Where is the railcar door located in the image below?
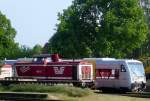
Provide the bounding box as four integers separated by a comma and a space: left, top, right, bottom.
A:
79, 65, 92, 80
72, 65, 77, 80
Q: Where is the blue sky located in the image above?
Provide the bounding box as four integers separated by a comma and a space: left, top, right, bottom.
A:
0, 0, 73, 47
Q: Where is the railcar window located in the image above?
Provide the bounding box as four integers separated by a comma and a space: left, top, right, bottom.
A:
120, 64, 126, 72
128, 62, 144, 76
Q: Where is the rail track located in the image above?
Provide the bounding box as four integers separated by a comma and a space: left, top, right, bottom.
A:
120, 92, 150, 98
0, 79, 83, 86
0, 79, 95, 88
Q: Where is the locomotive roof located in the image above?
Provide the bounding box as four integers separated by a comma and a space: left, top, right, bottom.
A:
2, 60, 17, 65
14, 60, 90, 65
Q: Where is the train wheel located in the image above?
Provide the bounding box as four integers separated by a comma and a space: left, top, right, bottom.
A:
1, 82, 10, 86
101, 88, 110, 93
73, 83, 80, 87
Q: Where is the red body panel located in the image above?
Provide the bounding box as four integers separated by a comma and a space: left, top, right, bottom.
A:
15, 65, 74, 79
16, 66, 46, 77
46, 66, 73, 79
96, 69, 119, 79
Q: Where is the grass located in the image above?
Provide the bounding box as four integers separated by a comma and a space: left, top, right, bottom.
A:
61, 91, 150, 101
77, 93, 150, 101
0, 84, 92, 97
0, 84, 150, 101
43, 91, 150, 101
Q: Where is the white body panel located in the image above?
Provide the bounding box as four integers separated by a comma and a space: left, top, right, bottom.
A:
0, 65, 13, 79
0, 60, 17, 79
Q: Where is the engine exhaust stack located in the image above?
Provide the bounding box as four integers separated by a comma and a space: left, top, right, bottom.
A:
51, 54, 60, 62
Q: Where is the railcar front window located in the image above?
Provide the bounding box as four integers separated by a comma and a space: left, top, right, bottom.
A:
128, 62, 145, 77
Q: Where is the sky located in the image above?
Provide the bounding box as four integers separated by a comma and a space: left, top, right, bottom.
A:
0, 0, 73, 47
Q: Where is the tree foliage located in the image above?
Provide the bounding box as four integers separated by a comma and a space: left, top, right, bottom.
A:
47, 0, 148, 58
31, 44, 43, 55
0, 11, 18, 59
0, 12, 43, 60
12, 44, 43, 59
141, 0, 150, 27
142, 0, 150, 56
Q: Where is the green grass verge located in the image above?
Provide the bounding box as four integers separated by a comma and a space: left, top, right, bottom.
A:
0, 84, 150, 101
0, 84, 92, 97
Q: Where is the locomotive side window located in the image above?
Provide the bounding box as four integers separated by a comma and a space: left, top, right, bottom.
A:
120, 64, 126, 72
46, 57, 51, 62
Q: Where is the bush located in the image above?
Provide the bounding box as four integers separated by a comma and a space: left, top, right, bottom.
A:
0, 84, 92, 97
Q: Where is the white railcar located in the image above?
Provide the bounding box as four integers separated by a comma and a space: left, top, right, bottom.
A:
85, 58, 146, 92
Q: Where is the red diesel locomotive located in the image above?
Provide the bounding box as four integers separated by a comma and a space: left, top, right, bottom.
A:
1, 54, 94, 87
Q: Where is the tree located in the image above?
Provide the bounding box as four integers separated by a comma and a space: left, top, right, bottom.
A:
142, 0, 150, 56
0, 11, 18, 60
0, 11, 44, 60
48, 0, 148, 58
140, 0, 150, 27
31, 44, 43, 56
42, 42, 51, 54
13, 45, 42, 59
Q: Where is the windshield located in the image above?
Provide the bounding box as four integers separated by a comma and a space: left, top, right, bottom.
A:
127, 62, 145, 77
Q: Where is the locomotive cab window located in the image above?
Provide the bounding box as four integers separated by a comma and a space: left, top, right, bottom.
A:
33, 57, 44, 62
120, 64, 126, 72
33, 58, 39, 62
45, 57, 51, 62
